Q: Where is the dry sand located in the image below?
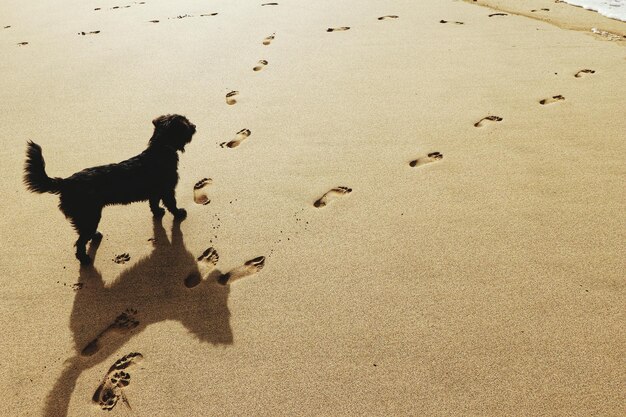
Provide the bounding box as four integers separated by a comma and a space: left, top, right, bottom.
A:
1, 0, 625, 416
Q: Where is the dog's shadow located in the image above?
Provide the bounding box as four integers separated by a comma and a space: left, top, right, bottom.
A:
44, 218, 233, 417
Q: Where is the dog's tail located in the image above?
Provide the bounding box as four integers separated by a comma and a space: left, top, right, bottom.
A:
24, 141, 62, 194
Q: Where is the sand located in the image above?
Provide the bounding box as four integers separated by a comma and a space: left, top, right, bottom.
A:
1, 0, 624, 416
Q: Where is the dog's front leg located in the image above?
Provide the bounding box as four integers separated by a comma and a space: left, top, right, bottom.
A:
149, 196, 165, 217
162, 190, 187, 219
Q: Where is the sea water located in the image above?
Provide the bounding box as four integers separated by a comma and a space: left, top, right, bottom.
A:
561, 0, 626, 21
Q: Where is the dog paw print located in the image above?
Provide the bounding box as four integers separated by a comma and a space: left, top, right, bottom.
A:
110, 371, 131, 388
113, 253, 131, 264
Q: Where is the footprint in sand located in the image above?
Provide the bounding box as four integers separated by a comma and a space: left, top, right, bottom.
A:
113, 253, 131, 264
253, 60, 268, 72
327, 27, 350, 32
378, 15, 399, 20
149, 20, 159, 23
474, 115, 503, 127
193, 178, 212, 205
186, 247, 220, 288
531, 8, 550, 12
226, 90, 239, 105
4, 25, 11, 29
440, 20, 464, 25
539, 95, 565, 105
314, 186, 352, 208
81, 309, 140, 356
217, 256, 265, 285
263, 33, 275, 45
17, 42, 28, 46
220, 129, 251, 148
262, 2, 279, 5
93, 352, 143, 411
200, 13, 218, 17
78, 30, 100, 35
575, 69, 595, 78
410, 152, 443, 168
488, 13, 508, 17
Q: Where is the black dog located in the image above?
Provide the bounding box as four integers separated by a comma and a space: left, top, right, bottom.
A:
24, 114, 196, 265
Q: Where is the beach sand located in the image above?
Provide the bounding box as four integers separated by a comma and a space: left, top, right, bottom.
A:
1, 0, 624, 416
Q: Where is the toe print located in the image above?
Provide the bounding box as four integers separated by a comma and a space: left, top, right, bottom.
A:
314, 186, 352, 208
409, 152, 443, 168
113, 253, 131, 264
193, 178, 213, 205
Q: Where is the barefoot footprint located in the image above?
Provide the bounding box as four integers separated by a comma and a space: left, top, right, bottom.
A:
81, 309, 140, 356
218, 256, 265, 285
186, 247, 220, 288
409, 152, 443, 168
314, 186, 352, 208
474, 115, 503, 127
327, 27, 350, 32
226, 90, 239, 105
193, 178, 212, 205
253, 60, 268, 72
220, 129, 251, 148
440, 20, 464, 24
263, 33, 275, 45
378, 15, 399, 20
539, 95, 565, 105
93, 352, 143, 411
575, 69, 595, 78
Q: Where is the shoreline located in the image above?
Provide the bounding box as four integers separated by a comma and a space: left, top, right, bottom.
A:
463, 0, 626, 40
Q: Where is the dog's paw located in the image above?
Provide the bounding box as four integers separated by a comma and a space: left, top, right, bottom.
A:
78, 254, 93, 266
173, 208, 187, 219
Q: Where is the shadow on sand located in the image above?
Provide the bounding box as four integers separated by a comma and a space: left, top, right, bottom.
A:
44, 217, 234, 416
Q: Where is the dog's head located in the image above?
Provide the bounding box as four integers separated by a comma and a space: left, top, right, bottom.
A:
149, 114, 196, 152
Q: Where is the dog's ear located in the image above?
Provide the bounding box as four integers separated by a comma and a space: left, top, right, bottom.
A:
152, 115, 172, 129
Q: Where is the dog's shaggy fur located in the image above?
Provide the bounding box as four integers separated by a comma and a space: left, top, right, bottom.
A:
24, 114, 196, 265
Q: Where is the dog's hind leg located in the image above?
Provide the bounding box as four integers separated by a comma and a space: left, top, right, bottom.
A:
149, 196, 165, 217
74, 209, 102, 265
162, 190, 187, 219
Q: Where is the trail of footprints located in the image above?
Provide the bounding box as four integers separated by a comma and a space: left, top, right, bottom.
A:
34, 6, 601, 413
